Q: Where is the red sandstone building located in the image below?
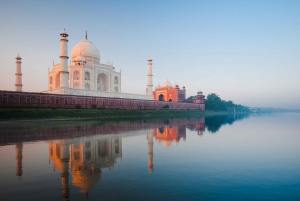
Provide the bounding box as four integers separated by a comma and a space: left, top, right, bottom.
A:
153, 80, 186, 102
186, 90, 205, 110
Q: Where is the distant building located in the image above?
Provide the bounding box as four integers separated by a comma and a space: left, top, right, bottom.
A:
153, 80, 186, 102
186, 90, 205, 109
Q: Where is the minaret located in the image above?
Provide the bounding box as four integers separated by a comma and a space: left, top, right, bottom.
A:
147, 57, 153, 96
15, 54, 22, 91
147, 130, 154, 173
59, 29, 69, 88
60, 143, 70, 200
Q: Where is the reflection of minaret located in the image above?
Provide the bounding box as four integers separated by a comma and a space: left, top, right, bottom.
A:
147, 131, 154, 173
15, 143, 23, 178
60, 143, 70, 201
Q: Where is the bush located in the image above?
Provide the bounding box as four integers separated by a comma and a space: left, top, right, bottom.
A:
97, 106, 104, 110
162, 105, 169, 109
75, 104, 81, 109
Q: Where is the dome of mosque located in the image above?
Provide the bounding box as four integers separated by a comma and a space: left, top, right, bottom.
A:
173, 82, 179, 88
71, 39, 100, 63
162, 80, 172, 88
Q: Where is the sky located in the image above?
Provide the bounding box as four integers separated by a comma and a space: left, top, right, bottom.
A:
0, 0, 299, 108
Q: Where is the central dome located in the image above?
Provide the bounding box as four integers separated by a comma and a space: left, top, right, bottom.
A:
71, 39, 100, 63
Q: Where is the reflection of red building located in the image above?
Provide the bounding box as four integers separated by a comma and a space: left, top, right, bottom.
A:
153, 126, 186, 147
187, 117, 206, 136
153, 80, 186, 102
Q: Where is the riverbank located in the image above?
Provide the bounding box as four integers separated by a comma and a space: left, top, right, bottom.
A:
0, 108, 227, 121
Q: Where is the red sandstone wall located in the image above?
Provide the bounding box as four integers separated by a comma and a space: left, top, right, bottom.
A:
0, 90, 203, 110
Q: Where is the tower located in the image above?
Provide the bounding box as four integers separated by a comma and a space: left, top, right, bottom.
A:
15, 54, 22, 91
59, 29, 69, 88
147, 57, 153, 96
15, 143, 23, 178
147, 130, 154, 173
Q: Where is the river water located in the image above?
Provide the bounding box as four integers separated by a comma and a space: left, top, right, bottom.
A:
0, 113, 299, 201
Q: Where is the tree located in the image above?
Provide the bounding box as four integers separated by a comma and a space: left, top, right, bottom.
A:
187, 96, 195, 100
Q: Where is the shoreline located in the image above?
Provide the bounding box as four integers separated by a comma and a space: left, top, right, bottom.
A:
0, 108, 232, 122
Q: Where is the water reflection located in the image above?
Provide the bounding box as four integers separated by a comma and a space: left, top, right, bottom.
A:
15, 143, 23, 178
49, 138, 122, 199
0, 114, 249, 200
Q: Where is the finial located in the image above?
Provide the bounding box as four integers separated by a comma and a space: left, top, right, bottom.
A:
86, 31, 87, 39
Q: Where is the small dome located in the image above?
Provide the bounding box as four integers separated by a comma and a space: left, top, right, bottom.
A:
197, 90, 202, 94
173, 82, 179, 88
61, 29, 67, 35
106, 60, 113, 66
71, 38, 100, 64
74, 55, 85, 62
162, 80, 172, 88
15, 54, 21, 60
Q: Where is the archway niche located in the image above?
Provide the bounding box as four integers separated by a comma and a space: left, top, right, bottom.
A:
73, 83, 80, 89
50, 76, 52, 84
55, 73, 60, 88
114, 76, 118, 84
85, 72, 90, 80
114, 86, 118, 92
159, 94, 164, 101
85, 83, 90, 90
73, 71, 80, 80
169, 99, 172, 102
97, 73, 108, 92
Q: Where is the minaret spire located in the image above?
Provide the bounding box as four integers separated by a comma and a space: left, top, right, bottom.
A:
59, 29, 69, 88
147, 57, 153, 97
86, 31, 87, 39
15, 54, 23, 91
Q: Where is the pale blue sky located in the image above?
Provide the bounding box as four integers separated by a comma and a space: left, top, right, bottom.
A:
0, 0, 299, 108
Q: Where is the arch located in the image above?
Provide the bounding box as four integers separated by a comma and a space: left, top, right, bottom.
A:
55, 73, 60, 88
158, 127, 164, 134
73, 71, 80, 80
114, 86, 118, 92
114, 76, 118, 84
50, 76, 52, 84
97, 73, 108, 91
169, 99, 172, 102
85, 83, 90, 90
159, 94, 164, 101
85, 71, 90, 81
73, 83, 80, 89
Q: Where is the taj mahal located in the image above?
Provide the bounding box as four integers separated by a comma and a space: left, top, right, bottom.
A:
44, 30, 152, 100
8, 29, 205, 109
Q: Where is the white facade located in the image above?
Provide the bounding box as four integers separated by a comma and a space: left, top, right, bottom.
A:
45, 30, 152, 100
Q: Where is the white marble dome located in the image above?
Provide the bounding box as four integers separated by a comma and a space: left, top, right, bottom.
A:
162, 80, 172, 88
71, 39, 100, 63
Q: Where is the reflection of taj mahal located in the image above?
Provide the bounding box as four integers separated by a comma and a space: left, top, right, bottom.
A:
49, 138, 122, 198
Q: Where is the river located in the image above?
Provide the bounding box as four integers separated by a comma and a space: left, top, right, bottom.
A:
0, 113, 299, 201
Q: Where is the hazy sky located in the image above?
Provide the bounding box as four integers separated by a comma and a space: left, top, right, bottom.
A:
0, 0, 299, 108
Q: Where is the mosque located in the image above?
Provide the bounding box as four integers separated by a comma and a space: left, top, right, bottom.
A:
11, 29, 205, 109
